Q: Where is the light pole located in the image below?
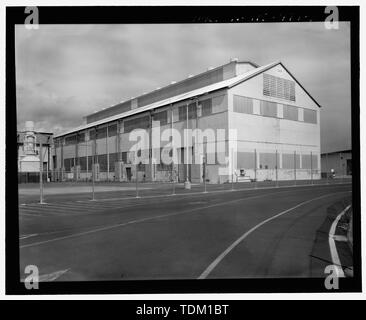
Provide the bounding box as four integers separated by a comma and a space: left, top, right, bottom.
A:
184, 99, 194, 190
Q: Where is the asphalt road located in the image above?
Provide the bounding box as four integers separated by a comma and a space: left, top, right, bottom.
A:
18, 183, 352, 281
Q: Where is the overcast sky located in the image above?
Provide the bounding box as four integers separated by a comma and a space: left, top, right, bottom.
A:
15, 22, 351, 153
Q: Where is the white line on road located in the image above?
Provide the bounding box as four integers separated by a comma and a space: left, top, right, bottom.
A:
198, 191, 351, 279
19, 234, 38, 240
328, 204, 351, 278
20, 268, 70, 282
38, 268, 70, 282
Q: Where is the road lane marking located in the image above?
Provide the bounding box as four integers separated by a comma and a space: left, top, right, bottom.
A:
38, 268, 70, 281
19, 234, 38, 240
198, 191, 351, 279
20, 188, 337, 249
328, 204, 351, 278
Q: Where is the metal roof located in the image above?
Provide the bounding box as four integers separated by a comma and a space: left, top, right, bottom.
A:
54, 61, 321, 138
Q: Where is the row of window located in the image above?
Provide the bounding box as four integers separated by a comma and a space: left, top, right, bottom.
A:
58, 98, 216, 146
237, 152, 318, 170
233, 95, 317, 124
62, 150, 318, 172
177, 99, 213, 121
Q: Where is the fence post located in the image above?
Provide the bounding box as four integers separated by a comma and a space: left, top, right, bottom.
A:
39, 142, 45, 204
172, 166, 176, 195
340, 152, 344, 184
275, 149, 279, 187
254, 148, 257, 189
136, 163, 139, 198
310, 151, 313, 185
91, 139, 95, 201
294, 150, 297, 186
231, 148, 234, 191
326, 152, 329, 184
203, 153, 207, 193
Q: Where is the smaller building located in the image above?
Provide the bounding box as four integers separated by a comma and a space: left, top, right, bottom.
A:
17, 121, 53, 182
321, 149, 352, 178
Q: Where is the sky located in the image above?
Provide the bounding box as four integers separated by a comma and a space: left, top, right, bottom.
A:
15, 23, 351, 153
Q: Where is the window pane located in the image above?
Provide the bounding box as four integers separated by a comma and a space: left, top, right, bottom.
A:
109, 153, 117, 171
178, 106, 186, 121
121, 151, 127, 163
282, 153, 300, 169
96, 127, 107, 139
79, 156, 87, 171
179, 104, 196, 120
153, 110, 168, 125
301, 154, 318, 169
108, 123, 117, 137
188, 103, 197, 119
89, 129, 96, 140
260, 100, 277, 117
283, 105, 298, 121
98, 154, 108, 171
237, 152, 255, 169
77, 132, 85, 143
259, 152, 279, 169
124, 115, 150, 133
303, 108, 317, 124
201, 99, 212, 117
233, 95, 253, 114
65, 135, 76, 145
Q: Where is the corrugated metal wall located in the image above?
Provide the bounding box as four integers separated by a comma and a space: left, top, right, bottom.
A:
86, 100, 132, 123
86, 66, 226, 124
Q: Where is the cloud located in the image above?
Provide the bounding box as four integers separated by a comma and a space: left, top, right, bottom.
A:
15, 23, 351, 151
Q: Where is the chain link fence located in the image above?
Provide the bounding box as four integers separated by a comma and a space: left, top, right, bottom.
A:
18, 146, 352, 203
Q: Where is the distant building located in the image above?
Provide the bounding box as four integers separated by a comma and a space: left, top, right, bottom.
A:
53, 59, 321, 183
321, 149, 352, 178
17, 121, 53, 177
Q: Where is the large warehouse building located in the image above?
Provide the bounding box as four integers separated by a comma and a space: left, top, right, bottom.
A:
53, 59, 321, 184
